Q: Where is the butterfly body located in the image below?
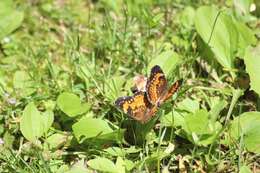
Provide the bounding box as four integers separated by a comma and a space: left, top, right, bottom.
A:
115, 65, 182, 123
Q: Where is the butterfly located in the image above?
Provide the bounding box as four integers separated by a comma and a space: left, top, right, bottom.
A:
115, 65, 182, 123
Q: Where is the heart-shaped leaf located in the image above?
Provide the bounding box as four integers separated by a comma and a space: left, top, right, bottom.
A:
20, 102, 53, 142
72, 117, 113, 141
57, 92, 89, 117
195, 6, 238, 77
20, 102, 44, 142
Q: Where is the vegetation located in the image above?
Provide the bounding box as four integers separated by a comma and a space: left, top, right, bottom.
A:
0, 0, 259, 172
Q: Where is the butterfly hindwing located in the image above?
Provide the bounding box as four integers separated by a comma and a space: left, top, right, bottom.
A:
115, 91, 156, 123
146, 65, 167, 105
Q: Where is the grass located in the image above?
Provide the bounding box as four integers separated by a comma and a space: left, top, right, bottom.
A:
0, 0, 260, 172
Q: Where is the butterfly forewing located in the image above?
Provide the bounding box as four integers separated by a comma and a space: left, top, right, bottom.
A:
146, 65, 167, 105
162, 79, 183, 102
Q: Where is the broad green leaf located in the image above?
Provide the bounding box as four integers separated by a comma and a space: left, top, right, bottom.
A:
239, 165, 252, 173
57, 92, 88, 117
0, 0, 13, 14
234, 21, 256, 57
88, 157, 117, 173
244, 46, 260, 95
209, 99, 227, 122
243, 127, 260, 154
20, 102, 53, 142
20, 102, 44, 142
184, 109, 209, 135
195, 6, 238, 76
46, 133, 68, 149
124, 159, 135, 171
94, 128, 124, 142
197, 121, 222, 146
181, 109, 222, 146
230, 111, 260, 153
72, 117, 113, 142
233, 0, 253, 16
115, 157, 125, 173
0, 0, 24, 40
160, 110, 186, 127
177, 98, 200, 113
41, 110, 54, 134
148, 50, 180, 76
114, 157, 135, 173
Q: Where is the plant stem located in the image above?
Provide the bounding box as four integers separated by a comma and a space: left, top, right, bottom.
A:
224, 88, 243, 125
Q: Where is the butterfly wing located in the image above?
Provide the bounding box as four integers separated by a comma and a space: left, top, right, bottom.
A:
162, 79, 183, 102
115, 91, 157, 123
146, 65, 167, 105
142, 105, 158, 123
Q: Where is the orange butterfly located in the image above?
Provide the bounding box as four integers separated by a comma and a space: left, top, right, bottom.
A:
115, 65, 182, 123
